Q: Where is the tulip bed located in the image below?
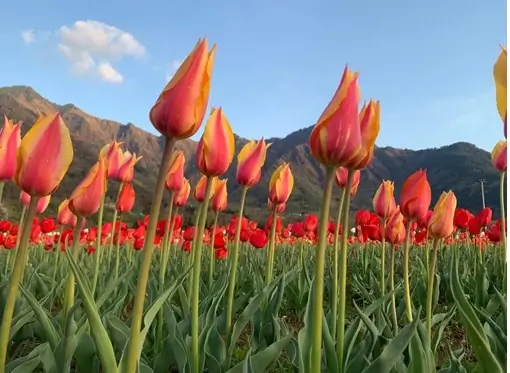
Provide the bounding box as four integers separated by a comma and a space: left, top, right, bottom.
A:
0, 214, 507, 373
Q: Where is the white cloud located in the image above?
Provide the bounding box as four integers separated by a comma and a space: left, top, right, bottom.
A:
166, 59, 183, 81
21, 30, 36, 45
97, 62, 124, 84
56, 20, 146, 83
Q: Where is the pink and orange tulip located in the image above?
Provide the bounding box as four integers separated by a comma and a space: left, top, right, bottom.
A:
373, 180, 397, 218
14, 113, 73, 197
428, 191, 457, 240
268, 163, 294, 205
194, 175, 218, 203
400, 169, 431, 221
236, 139, 270, 187
174, 178, 191, 207
117, 183, 136, 213
196, 108, 235, 176
150, 39, 216, 140
385, 208, 406, 244
335, 167, 361, 196
211, 179, 228, 212
19, 191, 51, 214
309, 66, 362, 167
69, 157, 108, 217
491, 140, 507, 172
117, 152, 143, 183
57, 198, 77, 227
99, 140, 124, 179
165, 151, 186, 192
0, 116, 21, 180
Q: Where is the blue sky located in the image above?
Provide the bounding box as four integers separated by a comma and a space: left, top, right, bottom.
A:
0, 0, 506, 151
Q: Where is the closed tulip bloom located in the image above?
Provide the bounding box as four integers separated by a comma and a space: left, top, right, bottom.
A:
335, 167, 361, 196
269, 163, 294, 205
193, 175, 218, 203
373, 180, 397, 218
117, 152, 143, 183
0, 116, 21, 180
117, 183, 136, 213
196, 108, 235, 176
491, 140, 507, 172
493, 46, 507, 124
69, 157, 108, 217
150, 39, 216, 140
236, 139, 270, 187
14, 113, 73, 197
57, 199, 77, 227
345, 100, 381, 170
428, 191, 457, 240
400, 169, 431, 221
173, 178, 191, 207
99, 140, 124, 180
268, 199, 286, 213
385, 208, 406, 245
211, 179, 228, 212
19, 191, 51, 214
165, 151, 185, 192
309, 66, 362, 167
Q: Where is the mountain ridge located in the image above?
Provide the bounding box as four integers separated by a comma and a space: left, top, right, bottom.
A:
0, 85, 503, 224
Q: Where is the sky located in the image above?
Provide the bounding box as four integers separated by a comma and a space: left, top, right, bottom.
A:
0, 0, 506, 151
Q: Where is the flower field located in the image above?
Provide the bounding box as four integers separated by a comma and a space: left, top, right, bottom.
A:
0, 40, 507, 373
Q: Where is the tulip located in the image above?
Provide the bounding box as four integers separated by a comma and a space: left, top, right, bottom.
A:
117, 183, 136, 213
491, 140, 507, 172
236, 138, 270, 186
69, 157, 108, 217
211, 179, 228, 212
20, 190, 51, 214
493, 46, 507, 124
309, 66, 362, 167
14, 113, 73, 197
0, 116, 21, 181
149, 38, 216, 140
373, 180, 397, 218
174, 178, 191, 207
268, 199, 286, 213
335, 167, 361, 196
196, 108, 235, 176
400, 169, 432, 221
345, 100, 381, 169
57, 199, 78, 227
385, 209, 406, 245
165, 151, 185, 192
268, 163, 294, 205
117, 152, 143, 183
99, 140, 124, 180
194, 175, 218, 203
428, 191, 457, 240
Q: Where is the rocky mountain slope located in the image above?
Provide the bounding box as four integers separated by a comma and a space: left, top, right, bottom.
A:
0, 85, 503, 224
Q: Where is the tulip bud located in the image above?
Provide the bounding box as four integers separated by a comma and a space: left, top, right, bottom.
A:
150, 39, 216, 140
491, 140, 507, 172
165, 151, 185, 192
211, 179, 228, 212
117, 183, 136, 213
335, 167, 361, 196
14, 113, 73, 197
428, 191, 457, 240
373, 180, 397, 218
99, 140, 124, 179
20, 191, 51, 214
269, 163, 294, 205
69, 157, 108, 217
196, 108, 235, 176
0, 116, 21, 180
117, 152, 143, 183
309, 66, 362, 167
193, 175, 218, 203
236, 139, 270, 187
57, 199, 78, 227
268, 199, 286, 213
400, 170, 431, 221
385, 208, 406, 245
173, 178, 191, 207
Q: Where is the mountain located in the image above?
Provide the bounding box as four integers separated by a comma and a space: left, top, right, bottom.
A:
0, 85, 504, 225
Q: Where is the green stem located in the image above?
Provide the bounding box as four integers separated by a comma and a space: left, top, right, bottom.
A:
0, 196, 39, 372
156, 197, 175, 353
63, 218, 86, 320
92, 193, 106, 297
49, 225, 64, 311
225, 186, 248, 343
426, 239, 440, 336
265, 207, 278, 284
500, 171, 506, 293
390, 243, 398, 336
0, 181, 4, 204
309, 166, 336, 372
331, 188, 346, 338
191, 176, 214, 373
113, 214, 123, 282
335, 170, 353, 373
123, 137, 176, 373
403, 222, 413, 322
187, 208, 202, 303
107, 184, 123, 269
208, 211, 220, 290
